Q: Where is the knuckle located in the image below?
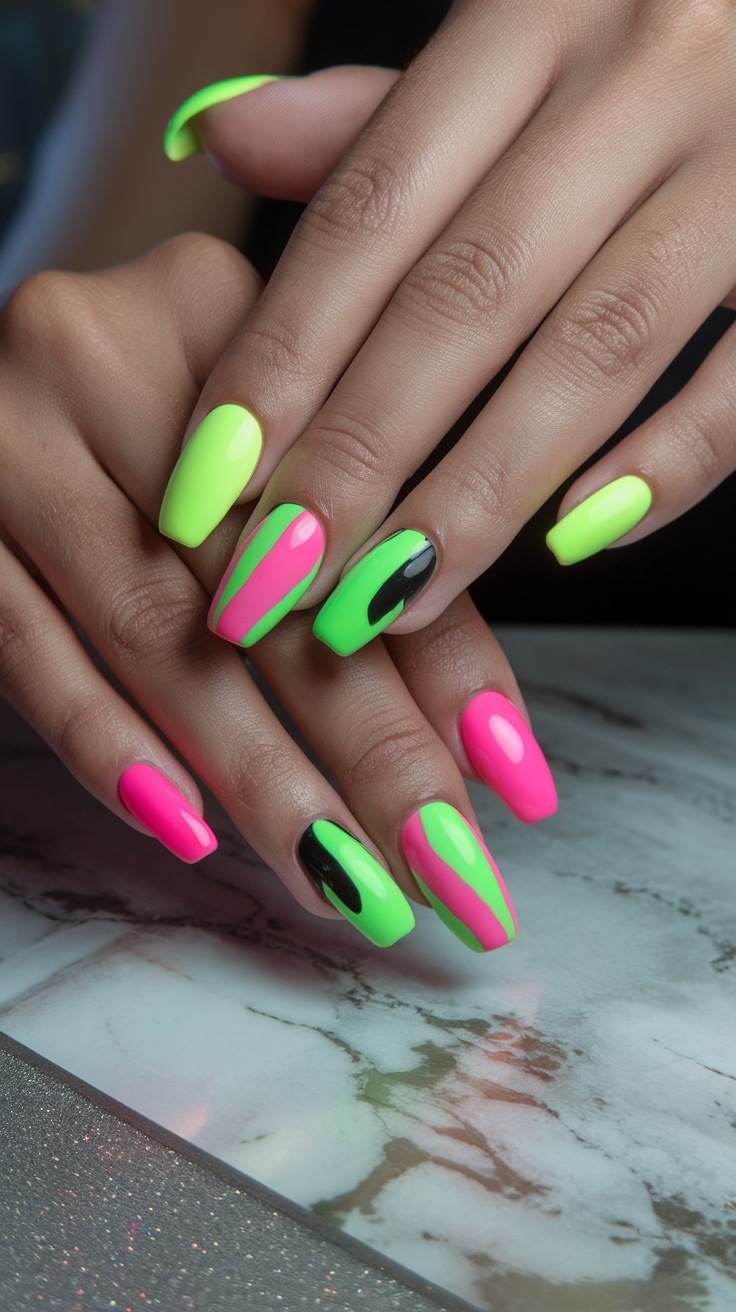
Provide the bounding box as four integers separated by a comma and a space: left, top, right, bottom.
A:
303, 412, 391, 493
399, 231, 531, 331
550, 282, 659, 385
307, 154, 410, 242
153, 231, 259, 298
0, 602, 44, 690
445, 448, 513, 529
644, 0, 734, 57
244, 315, 313, 395
343, 714, 433, 789
397, 605, 480, 677
669, 409, 724, 486
0, 269, 94, 356
226, 740, 296, 821
103, 573, 206, 667
55, 695, 117, 777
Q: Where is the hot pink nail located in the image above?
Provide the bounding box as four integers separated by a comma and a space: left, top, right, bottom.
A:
460, 691, 557, 823
118, 763, 218, 863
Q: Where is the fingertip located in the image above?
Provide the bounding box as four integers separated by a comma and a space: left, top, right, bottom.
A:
163, 75, 282, 162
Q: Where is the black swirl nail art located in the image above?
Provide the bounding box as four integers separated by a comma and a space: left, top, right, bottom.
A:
313, 530, 437, 656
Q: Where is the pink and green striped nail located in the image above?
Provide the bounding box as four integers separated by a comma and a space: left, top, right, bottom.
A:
208, 503, 324, 648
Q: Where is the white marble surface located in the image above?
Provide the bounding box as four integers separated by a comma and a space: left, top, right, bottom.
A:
0, 628, 734, 1311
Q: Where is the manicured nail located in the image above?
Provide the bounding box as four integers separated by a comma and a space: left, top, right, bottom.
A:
299, 820, 415, 947
460, 691, 557, 823
209, 504, 324, 647
402, 801, 517, 953
118, 763, 217, 863
163, 75, 281, 161
159, 404, 262, 548
313, 530, 436, 656
546, 474, 652, 565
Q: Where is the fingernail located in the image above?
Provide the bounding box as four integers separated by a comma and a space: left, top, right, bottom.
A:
313, 530, 436, 656
401, 801, 517, 953
209, 504, 324, 647
159, 404, 262, 548
299, 820, 415, 947
118, 763, 217, 863
460, 691, 557, 823
164, 75, 281, 161
546, 474, 652, 565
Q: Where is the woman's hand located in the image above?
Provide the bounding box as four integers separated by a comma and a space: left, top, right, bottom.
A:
161, 2, 736, 653
0, 235, 553, 954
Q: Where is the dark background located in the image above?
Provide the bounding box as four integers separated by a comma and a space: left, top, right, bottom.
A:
2, 0, 733, 626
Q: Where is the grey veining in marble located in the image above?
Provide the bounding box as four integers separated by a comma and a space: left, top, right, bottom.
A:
0, 628, 734, 1311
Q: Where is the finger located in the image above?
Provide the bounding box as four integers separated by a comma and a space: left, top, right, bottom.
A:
386, 593, 557, 824
546, 317, 736, 563
191, 66, 400, 202
248, 610, 518, 954
159, 1, 558, 547
0, 540, 217, 863
314, 156, 736, 645
3, 448, 414, 946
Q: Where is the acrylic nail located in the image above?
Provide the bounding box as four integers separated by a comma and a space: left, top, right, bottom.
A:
461, 691, 557, 823
402, 801, 517, 953
299, 820, 415, 947
546, 475, 652, 565
118, 763, 217, 863
164, 75, 281, 161
313, 530, 436, 656
159, 404, 262, 548
209, 504, 324, 647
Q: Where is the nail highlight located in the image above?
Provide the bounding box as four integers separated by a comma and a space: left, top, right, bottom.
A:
313, 530, 436, 656
159, 404, 262, 548
402, 802, 517, 953
118, 763, 217, 863
546, 474, 652, 565
209, 504, 324, 647
299, 820, 415, 947
461, 691, 557, 823
164, 76, 281, 162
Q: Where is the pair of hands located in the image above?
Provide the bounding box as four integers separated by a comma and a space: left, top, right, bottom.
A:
4, 0, 734, 954
0, 190, 533, 959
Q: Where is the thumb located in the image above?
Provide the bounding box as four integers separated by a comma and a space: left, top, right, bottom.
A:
169, 66, 399, 203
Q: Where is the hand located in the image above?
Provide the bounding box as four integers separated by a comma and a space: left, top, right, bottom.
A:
160, 4, 736, 654
0, 233, 555, 954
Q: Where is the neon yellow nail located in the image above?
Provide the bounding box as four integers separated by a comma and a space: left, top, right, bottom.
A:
163, 75, 281, 162
546, 475, 652, 566
159, 405, 262, 548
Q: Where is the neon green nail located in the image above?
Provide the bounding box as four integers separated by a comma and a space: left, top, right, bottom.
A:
299, 821, 415, 948
159, 404, 262, 548
163, 75, 281, 162
546, 475, 652, 566
313, 531, 437, 657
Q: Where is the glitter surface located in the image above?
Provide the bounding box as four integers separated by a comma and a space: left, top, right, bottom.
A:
0, 1032, 477, 1312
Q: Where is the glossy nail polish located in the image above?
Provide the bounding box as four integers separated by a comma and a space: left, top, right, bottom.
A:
313, 530, 436, 656
209, 504, 324, 647
461, 691, 557, 823
159, 404, 262, 548
118, 763, 217, 863
299, 820, 415, 947
546, 475, 652, 565
164, 75, 281, 161
402, 801, 517, 953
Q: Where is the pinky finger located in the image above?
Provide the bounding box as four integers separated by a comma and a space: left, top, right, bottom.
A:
0, 543, 217, 863
547, 319, 736, 566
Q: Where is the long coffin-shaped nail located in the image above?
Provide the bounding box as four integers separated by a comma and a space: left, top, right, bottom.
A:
313, 530, 436, 656
460, 691, 557, 823
209, 504, 324, 647
118, 763, 218, 863
159, 404, 262, 548
164, 75, 281, 161
299, 820, 415, 947
546, 475, 652, 565
401, 801, 517, 953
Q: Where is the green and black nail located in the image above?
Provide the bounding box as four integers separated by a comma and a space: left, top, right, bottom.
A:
298, 820, 415, 947
312, 530, 436, 656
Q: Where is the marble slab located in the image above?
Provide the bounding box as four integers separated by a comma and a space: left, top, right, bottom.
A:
0, 628, 734, 1311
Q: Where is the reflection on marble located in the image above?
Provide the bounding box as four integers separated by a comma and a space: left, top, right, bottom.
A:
0, 628, 734, 1311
